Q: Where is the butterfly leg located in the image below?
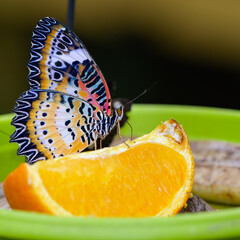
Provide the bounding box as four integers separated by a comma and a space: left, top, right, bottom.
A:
94, 133, 103, 150
94, 132, 101, 150
125, 120, 133, 141
117, 120, 129, 148
94, 137, 98, 150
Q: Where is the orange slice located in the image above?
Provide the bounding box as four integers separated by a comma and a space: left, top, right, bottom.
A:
4, 119, 194, 217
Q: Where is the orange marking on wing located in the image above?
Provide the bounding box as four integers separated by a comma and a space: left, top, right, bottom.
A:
39, 53, 49, 66
78, 91, 88, 99
26, 92, 69, 159
63, 137, 88, 156
76, 75, 101, 107
79, 65, 85, 73
42, 43, 51, 52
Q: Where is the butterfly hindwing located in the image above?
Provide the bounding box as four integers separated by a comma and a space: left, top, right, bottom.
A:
11, 89, 101, 163
28, 17, 112, 115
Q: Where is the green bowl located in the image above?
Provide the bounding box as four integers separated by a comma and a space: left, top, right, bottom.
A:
1, 104, 240, 240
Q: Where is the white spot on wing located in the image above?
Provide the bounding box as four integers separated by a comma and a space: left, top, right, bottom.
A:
69, 48, 88, 62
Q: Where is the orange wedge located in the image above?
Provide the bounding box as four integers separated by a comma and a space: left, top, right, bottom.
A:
4, 119, 194, 217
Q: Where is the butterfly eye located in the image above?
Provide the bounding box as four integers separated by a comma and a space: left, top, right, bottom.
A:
116, 108, 121, 116
116, 107, 124, 119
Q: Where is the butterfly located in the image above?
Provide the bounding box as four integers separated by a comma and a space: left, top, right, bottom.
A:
10, 17, 124, 164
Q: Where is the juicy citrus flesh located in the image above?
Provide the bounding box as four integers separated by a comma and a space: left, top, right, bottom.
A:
39, 143, 187, 217
4, 119, 194, 217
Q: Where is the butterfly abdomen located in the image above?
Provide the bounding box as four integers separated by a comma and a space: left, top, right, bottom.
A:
94, 109, 123, 139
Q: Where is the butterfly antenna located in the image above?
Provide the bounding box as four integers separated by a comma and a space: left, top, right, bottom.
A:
67, 0, 75, 30
118, 81, 158, 141
123, 81, 158, 107
123, 89, 147, 107
117, 121, 129, 148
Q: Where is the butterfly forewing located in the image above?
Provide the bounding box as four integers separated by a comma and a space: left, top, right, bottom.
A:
11, 89, 101, 163
28, 17, 112, 115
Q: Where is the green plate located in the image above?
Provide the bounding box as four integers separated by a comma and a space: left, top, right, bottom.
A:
1, 104, 240, 240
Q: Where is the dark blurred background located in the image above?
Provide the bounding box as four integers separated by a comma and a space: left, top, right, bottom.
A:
1, 0, 240, 114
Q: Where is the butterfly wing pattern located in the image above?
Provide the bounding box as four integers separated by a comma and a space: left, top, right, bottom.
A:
10, 17, 124, 163
28, 17, 111, 114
